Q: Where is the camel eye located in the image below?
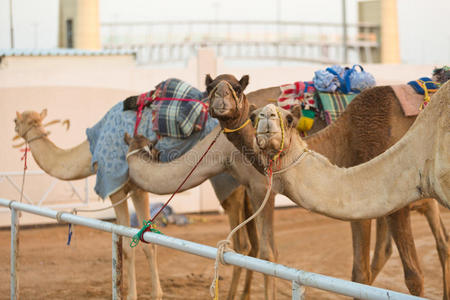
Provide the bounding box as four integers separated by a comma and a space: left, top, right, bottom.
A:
270, 113, 277, 118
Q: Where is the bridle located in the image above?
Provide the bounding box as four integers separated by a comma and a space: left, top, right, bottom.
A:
209, 80, 252, 133
257, 108, 310, 175
18, 123, 48, 144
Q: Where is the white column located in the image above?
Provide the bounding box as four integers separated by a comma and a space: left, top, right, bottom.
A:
75, 0, 101, 50
381, 0, 400, 63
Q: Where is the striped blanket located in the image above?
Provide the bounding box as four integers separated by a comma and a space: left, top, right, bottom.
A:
318, 92, 357, 124
278, 81, 316, 110
150, 79, 209, 139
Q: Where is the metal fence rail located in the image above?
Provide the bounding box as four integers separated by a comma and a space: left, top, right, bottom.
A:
0, 198, 424, 300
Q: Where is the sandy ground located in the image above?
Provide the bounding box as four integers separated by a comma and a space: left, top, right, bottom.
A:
0, 206, 448, 300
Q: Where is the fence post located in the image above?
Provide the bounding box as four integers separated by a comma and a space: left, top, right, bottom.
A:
10, 207, 19, 300
292, 280, 305, 300
112, 232, 123, 300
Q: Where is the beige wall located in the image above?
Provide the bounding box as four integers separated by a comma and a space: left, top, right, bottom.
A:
0, 51, 437, 225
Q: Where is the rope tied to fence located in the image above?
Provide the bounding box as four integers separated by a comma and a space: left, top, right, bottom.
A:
210, 162, 274, 299
130, 129, 223, 248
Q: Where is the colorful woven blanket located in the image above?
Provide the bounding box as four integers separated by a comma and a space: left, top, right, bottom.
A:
150, 78, 209, 139
317, 92, 357, 124
86, 101, 219, 199
278, 81, 316, 110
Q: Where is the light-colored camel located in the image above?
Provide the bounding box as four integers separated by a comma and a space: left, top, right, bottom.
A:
206, 74, 449, 298
251, 87, 450, 213
14, 109, 163, 300
13, 109, 257, 300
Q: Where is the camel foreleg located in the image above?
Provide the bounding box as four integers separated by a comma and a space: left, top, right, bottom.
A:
111, 187, 137, 300
222, 186, 251, 300
415, 199, 450, 300
130, 188, 163, 300
370, 217, 393, 282
388, 207, 424, 297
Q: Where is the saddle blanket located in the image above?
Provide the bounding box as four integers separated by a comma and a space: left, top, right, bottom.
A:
86, 101, 220, 199
391, 84, 430, 117
277, 81, 316, 110
150, 78, 209, 139
318, 92, 357, 124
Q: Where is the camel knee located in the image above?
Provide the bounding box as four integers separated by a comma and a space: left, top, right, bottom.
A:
404, 269, 424, 296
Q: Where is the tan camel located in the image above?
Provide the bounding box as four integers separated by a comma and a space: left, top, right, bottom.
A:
251, 89, 449, 213
206, 74, 449, 298
13, 109, 258, 300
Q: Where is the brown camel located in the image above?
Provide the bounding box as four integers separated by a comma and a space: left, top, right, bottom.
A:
206, 74, 449, 298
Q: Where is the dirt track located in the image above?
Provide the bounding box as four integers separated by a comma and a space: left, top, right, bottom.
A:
0, 206, 448, 299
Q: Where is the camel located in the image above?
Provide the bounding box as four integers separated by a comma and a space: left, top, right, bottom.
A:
12, 81, 285, 300
250, 91, 450, 214
206, 74, 450, 298
13, 108, 260, 300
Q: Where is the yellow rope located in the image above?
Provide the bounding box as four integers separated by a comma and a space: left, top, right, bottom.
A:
223, 119, 251, 133
417, 79, 440, 110
272, 108, 285, 162
208, 80, 240, 104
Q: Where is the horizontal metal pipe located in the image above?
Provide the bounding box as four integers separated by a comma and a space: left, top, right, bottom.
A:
0, 199, 425, 300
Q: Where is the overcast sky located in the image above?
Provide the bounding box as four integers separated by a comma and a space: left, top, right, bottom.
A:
0, 0, 448, 64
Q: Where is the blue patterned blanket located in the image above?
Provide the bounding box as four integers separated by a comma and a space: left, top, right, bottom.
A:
86, 102, 220, 199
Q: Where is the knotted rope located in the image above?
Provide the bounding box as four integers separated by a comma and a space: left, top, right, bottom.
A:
210, 161, 275, 299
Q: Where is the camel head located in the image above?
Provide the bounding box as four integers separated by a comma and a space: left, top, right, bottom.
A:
251, 104, 303, 160
206, 74, 249, 120
14, 109, 47, 139
124, 132, 160, 162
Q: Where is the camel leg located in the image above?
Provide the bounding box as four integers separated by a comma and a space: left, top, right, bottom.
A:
370, 217, 393, 283
416, 199, 450, 300
250, 189, 277, 300
240, 189, 259, 300
387, 207, 424, 296
351, 220, 372, 288
130, 188, 163, 300
221, 186, 250, 300
110, 187, 137, 300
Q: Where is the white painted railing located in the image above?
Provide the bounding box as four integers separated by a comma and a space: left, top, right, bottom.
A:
0, 170, 90, 210
0, 198, 426, 300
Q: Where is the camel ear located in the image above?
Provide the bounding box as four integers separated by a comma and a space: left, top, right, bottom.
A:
291, 105, 302, 119
205, 74, 214, 87
250, 107, 261, 127
16, 111, 22, 121
124, 132, 132, 146
239, 75, 249, 91
248, 103, 257, 115
286, 113, 295, 128
40, 109, 48, 120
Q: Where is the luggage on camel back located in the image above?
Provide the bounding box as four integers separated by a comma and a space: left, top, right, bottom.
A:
87, 78, 240, 201
277, 65, 449, 134
277, 64, 376, 134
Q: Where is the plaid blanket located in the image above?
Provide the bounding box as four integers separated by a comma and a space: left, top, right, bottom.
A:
278, 81, 316, 110
318, 92, 357, 124
150, 79, 209, 139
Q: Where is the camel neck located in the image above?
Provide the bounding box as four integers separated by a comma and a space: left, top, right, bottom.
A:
220, 102, 266, 174
24, 126, 94, 180
127, 126, 229, 194
277, 120, 435, 220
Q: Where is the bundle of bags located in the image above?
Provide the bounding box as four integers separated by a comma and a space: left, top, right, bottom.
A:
313, 64, 376, 94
